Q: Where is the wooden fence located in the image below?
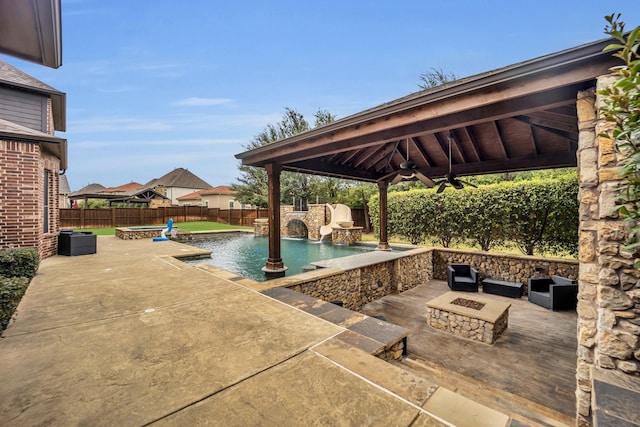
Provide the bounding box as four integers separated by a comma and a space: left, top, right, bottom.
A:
60, 207, 369, 231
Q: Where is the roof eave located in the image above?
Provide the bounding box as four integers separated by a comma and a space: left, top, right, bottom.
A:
0, 0, 63, 69
236, 35, 618, 164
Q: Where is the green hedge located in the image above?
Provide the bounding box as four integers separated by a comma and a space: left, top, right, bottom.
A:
0, 247, 39, 332
369, 176, 578, 256
0, 247, 39, 279
0, 277, 29, 331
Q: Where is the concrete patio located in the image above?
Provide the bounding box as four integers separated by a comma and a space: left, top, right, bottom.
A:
0, 236, 512, 427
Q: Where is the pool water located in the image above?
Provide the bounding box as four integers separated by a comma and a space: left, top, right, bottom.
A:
185, 234, 377, 281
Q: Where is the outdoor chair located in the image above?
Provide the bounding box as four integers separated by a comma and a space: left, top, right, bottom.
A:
528, 275, 578, 311
447, 264, 479, 292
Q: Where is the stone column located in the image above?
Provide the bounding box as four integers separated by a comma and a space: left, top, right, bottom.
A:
377, 181, 390, 250
576, 77, 640, 427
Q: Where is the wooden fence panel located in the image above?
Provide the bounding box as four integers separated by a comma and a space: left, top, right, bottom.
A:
59, 208, 270, 229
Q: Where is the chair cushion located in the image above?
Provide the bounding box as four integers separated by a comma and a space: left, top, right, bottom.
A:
455, 277, 475, 284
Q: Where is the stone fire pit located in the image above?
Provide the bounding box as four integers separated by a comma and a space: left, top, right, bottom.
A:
425, 291, 510, 344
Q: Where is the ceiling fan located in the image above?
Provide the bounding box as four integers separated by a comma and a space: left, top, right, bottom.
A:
435, 133, 477, 193
381, 139, 435, 187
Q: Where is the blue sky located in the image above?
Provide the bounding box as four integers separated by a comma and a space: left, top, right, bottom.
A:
2, 1, 639, 191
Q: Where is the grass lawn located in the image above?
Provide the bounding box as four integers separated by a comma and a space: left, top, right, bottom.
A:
74, 221, 251, 236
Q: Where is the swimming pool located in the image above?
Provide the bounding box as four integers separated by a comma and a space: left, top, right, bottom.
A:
184, 233, 380, 282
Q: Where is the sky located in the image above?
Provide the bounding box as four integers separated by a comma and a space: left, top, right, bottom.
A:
2, 0, 639, 191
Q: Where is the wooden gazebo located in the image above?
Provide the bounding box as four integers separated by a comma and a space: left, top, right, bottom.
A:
236, 36, 620, 274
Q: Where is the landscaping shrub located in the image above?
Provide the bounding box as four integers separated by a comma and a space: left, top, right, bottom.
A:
0, 247, 39, 279
369, 175, 578, 256
0, 248, 38, 332
0, 277, 29, 331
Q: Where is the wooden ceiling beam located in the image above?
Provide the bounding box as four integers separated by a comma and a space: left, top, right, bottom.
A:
335, 148, 361, 166
410, 136, 432, 167
527, 122, 539, 155
351, 145, 386, 168
459, 126, 481, 162
512, 116, 578, 140
362, 143, 398, 171
448, 130, 467, 163
491, 121, 509, 159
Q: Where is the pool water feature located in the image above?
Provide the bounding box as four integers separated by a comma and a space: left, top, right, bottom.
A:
185, 234, 378, 282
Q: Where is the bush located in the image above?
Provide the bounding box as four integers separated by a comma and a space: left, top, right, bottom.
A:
0, 248, 38, 333
0, 277, 29, 331
0, 248, 39, 279
368, 175, 578, 256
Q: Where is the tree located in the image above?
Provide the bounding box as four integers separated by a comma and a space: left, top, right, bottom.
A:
233, 108, 338, 208
418, 67, 456, 90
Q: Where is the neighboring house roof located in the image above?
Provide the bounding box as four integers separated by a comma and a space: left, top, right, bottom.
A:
177, 186, 237, 201
70, 183, 106, 197
0, 59, 66, 131
59, 174, 70, 194
100, 182, 143, 194
0, 117, 67, 169
0, 0, 62, 69
69, 183, 169, 205
201, 186, 237, 196
176, 191, 203, 202
144, 167, 212, 190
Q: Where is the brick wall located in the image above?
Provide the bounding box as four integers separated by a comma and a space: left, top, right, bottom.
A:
0, 139, 60, 259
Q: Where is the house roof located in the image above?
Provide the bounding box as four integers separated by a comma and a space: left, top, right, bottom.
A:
0, 0, 62, 69
236, 36, 621, 183
59, 174, 70, 194
0, 59, 66, 132
100, 182, 143, 194
177, 186, 237, 201
70, 183, 106, 197
0, 118, 67, 169
201, 186, 237, 195
144, 167, 212, 189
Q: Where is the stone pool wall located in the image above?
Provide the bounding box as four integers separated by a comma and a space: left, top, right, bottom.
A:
432, 248, 578, 293
283, 248, 432, 311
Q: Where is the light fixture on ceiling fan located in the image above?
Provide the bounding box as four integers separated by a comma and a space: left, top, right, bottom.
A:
379, 138, 435, 187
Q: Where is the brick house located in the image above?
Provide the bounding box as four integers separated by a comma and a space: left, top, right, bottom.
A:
0, 60, 66, 259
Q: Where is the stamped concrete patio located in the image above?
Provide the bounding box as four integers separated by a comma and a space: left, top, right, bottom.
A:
361, 281, 578, 427
0, 236, 514, 427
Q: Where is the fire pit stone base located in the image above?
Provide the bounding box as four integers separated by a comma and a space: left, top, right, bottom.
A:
426, 291, 510, 345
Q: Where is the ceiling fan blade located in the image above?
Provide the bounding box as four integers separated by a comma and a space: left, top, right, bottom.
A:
378, 170, 399, 182
391, 174, 404, 185
437, 182, 447, 193
414, 171, 435, 187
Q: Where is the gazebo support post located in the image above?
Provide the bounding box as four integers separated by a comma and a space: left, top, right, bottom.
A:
262, 163, 287, 278
376, 181, 390, 250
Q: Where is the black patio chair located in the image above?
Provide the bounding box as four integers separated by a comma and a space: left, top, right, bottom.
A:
447, 264, 479, 292
528, 275, 578, 310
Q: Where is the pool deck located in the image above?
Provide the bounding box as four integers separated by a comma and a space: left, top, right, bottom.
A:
0, 236, 514, 426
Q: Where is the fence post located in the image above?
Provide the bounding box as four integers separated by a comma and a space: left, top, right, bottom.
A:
80, 207, 85, 229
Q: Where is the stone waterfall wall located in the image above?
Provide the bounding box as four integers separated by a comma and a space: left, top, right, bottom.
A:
280, 204, 327, 240
576, 80, 640, 426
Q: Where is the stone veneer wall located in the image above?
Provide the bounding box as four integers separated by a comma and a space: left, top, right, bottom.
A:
433, 248, 578, 293
575, 80, 640, 426
287, 249, 433, 311
426, 306, 508, 345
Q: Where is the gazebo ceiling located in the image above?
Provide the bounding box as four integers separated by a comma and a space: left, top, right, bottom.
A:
236, 36, 621, 183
